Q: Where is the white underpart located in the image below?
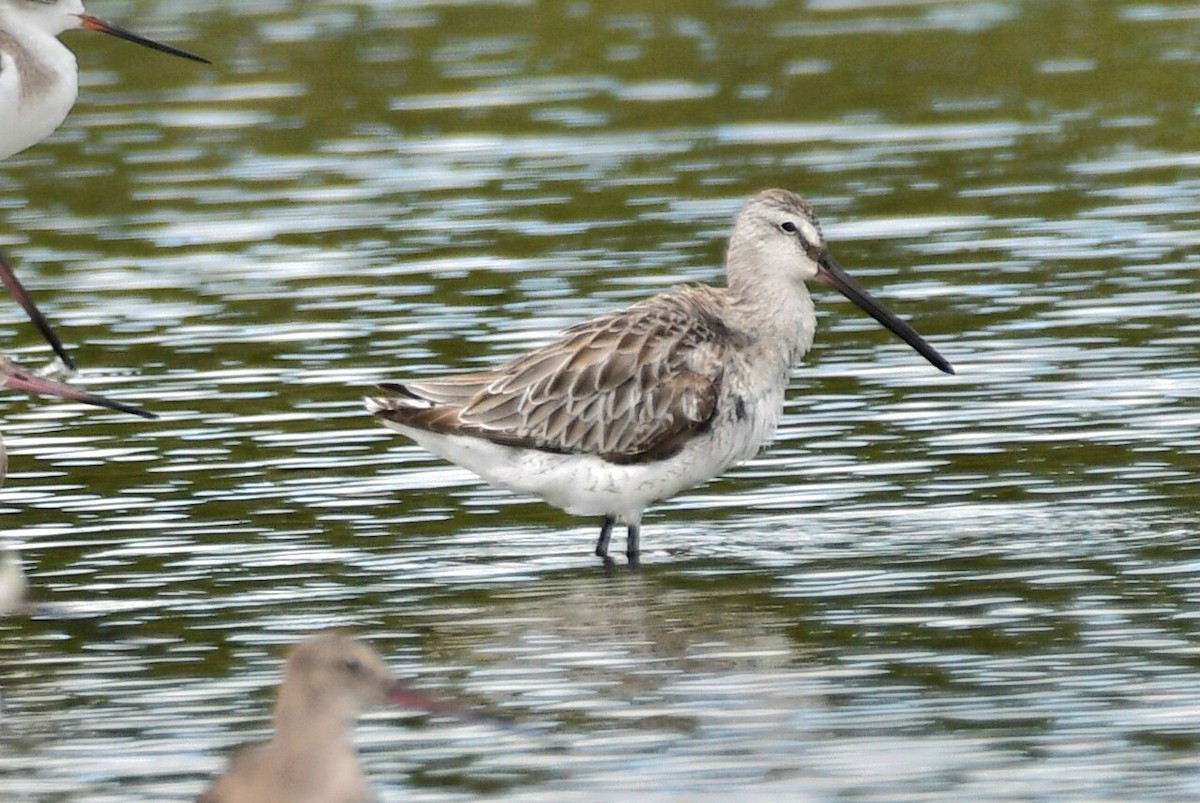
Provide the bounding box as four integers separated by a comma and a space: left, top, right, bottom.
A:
366, 371, 790, 526
365, 190, 831, 533
0, 0, 85, 159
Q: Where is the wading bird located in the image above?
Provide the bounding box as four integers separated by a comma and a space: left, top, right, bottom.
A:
200, 633, 463, 803
367, 189, 955, 564
0, 0, 209, 161
1, 0, 208, 366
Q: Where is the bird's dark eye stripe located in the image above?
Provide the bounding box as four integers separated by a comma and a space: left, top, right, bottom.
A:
780, 221, 798, 233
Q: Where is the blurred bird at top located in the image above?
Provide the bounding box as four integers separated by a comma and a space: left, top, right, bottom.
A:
0, 0, 209, 161
1, 1, 208, 369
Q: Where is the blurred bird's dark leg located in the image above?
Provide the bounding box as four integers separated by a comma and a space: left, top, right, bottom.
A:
595, 516, 615, 559
0, 249, 76, 370
626, 525, 640, 566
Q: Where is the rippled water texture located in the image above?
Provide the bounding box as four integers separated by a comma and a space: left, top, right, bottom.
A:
2, 0, 1200, 799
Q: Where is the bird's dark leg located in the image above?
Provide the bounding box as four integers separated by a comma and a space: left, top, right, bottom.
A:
595, 516, 615, 559
626, 524, 641, 566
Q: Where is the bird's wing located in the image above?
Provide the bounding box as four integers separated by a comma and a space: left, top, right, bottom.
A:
372, 287, 736, 463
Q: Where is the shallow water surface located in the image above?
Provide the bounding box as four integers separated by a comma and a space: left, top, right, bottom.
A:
1, 0, 1200, 800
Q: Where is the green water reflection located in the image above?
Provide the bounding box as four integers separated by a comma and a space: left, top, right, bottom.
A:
1, 0, 1199, 799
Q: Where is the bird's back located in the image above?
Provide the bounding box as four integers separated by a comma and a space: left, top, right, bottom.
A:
370, 284, 743, 465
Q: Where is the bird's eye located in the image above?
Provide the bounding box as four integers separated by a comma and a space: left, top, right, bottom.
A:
780, 221, 798, 233
340, 658, 364, 674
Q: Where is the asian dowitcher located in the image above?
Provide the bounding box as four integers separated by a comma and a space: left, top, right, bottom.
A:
200, 633, 459, 803
367, 189, 954, 563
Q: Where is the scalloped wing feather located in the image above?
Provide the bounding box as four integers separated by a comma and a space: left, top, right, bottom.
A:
373, 286, 734, 463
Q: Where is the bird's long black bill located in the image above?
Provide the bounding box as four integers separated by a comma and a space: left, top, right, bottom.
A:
79, 14, 211, 64
814, 250, 955, 375
3, 363, 157, 420
0, 250, 76, 371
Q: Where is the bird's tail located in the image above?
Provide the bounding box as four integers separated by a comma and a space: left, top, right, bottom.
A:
364, 382, 435, 419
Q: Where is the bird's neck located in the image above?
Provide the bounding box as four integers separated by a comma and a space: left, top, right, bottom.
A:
725, 257, 817, 366
266, 694, 367, 802
271, 689, 356, 755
